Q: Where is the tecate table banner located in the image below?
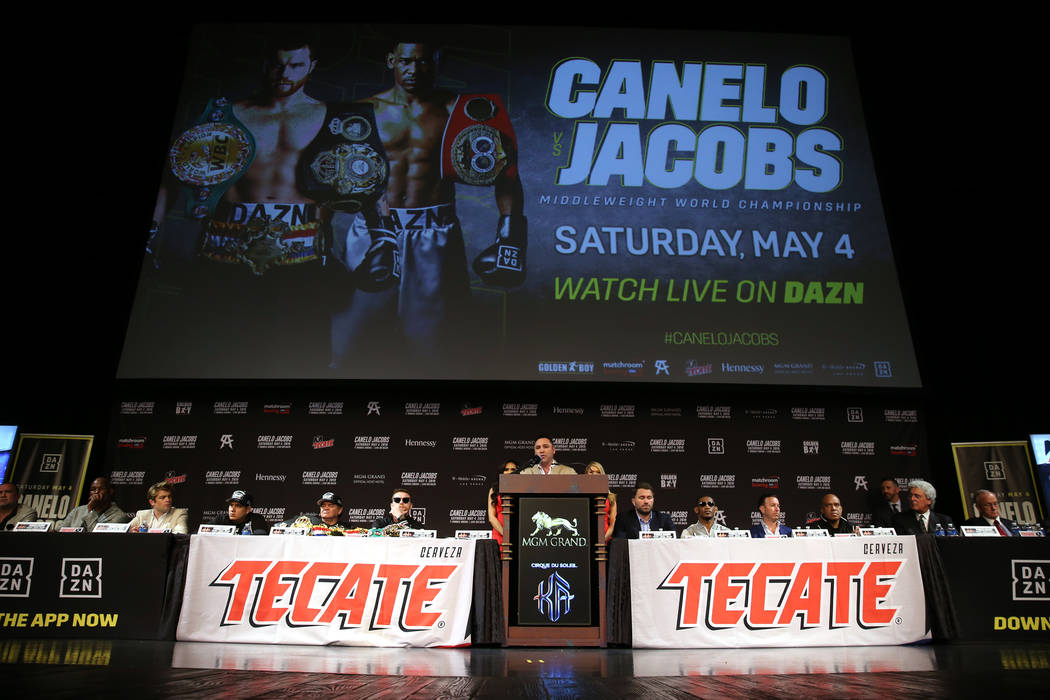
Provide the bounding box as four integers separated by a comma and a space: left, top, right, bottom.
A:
177, 536, 476, 647
629, 536, 927, 647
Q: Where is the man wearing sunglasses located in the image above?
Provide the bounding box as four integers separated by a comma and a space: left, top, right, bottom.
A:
372, 487, 424, 530
681, 495, 730, 538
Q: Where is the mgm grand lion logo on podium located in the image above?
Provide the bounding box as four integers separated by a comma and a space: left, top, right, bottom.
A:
522, 511, 586, 547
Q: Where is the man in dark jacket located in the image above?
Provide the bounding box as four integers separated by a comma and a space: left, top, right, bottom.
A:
893, 480, 952, 535
962, 490, 1019, 535
612, 482, 676, 538
372, 487, 424, 530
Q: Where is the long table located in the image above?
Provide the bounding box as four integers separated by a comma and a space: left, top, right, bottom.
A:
934, 536, 1050, 640
4, 532, 1043, 646
0, 533, 189, 640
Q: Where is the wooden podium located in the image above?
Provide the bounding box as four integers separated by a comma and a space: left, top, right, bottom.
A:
498, 473, 608, 647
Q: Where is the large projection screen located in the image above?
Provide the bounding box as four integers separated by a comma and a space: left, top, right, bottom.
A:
119, 23, 919, 386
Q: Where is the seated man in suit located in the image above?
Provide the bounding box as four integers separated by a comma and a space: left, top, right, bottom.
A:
893, 480, 952, 535
872, 477, 911, 528
750, 492, 792, 537
0, 483, 37, 530
128, 481, 189, 533
963, 489, 1018, 535
612, 482, 675, 538
520, 435, 576, 475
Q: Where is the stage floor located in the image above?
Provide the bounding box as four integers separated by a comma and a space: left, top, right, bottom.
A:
6, 639, 1049, 698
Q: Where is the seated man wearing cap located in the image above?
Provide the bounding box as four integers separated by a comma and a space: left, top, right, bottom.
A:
371, 487, 423, 530
210, 490, 270, 534
286, 492, 352, 534
128, 481, 189, 533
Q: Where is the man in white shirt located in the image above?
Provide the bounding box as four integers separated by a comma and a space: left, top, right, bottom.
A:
520, 435, 576, 474
128, 481, 189, 534
681, 495, 730, 537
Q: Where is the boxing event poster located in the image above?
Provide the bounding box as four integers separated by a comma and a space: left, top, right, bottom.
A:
119, 24, 919, 387
6, 433, 93, 527
951, 441, 1044, 525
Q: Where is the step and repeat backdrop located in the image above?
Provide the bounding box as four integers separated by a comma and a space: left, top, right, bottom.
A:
105, 386, 927, 534
118, 22, 919, 386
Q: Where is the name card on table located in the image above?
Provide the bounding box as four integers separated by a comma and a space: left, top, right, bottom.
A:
197, 524, 237, 535
399, 529, 437, 538
792, 528, 830, 537
858, 527, 898, 537
639, 530, 675, 539
93, 522, 132, 533
716, 529, 752, 538
960, 525, 999, 537
12, 521, 50, 532
269, 526, 311, 536
455, 530, 492, 539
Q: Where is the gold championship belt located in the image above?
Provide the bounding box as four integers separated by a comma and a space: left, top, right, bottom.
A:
441, 94, 518, 186
200, 205, 323, 276
297, 104, 388, 213
168, 97, 256, 219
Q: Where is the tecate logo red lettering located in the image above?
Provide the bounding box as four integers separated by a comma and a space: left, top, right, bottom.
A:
211, 560, 458, 631
658, 560, 902, 630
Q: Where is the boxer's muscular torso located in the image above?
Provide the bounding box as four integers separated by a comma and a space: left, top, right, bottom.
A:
366, 87, 456, 210
227, 98, 327, 204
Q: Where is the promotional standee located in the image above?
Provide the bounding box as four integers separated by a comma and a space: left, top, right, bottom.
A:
119, 23, 919, 387
7, 434, 93, 528
952, 442, 1044, 526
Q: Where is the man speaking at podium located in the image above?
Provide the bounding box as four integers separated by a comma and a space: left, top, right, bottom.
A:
520, 436, 576, 475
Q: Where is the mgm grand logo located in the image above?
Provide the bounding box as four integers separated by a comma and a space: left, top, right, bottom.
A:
521, 511, 587, 547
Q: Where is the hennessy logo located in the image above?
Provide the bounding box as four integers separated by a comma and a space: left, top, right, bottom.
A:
211, 560, 458, 630
658, 559, 902, 630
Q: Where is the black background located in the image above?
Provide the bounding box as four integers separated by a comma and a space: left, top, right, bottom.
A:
2, 15, 1045, 526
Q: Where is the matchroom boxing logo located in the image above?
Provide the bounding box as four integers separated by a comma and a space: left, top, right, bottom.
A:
657, 559, 903, 630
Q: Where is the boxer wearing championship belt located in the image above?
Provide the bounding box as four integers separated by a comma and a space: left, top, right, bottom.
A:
331, 40, 526, 369
136, 31, 337, 376
296, 103, 388, 214
168, 97, 256, 221
442, 93, 527, 288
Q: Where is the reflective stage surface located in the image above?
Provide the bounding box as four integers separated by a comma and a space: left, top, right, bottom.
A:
6, 639, 1049, 698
